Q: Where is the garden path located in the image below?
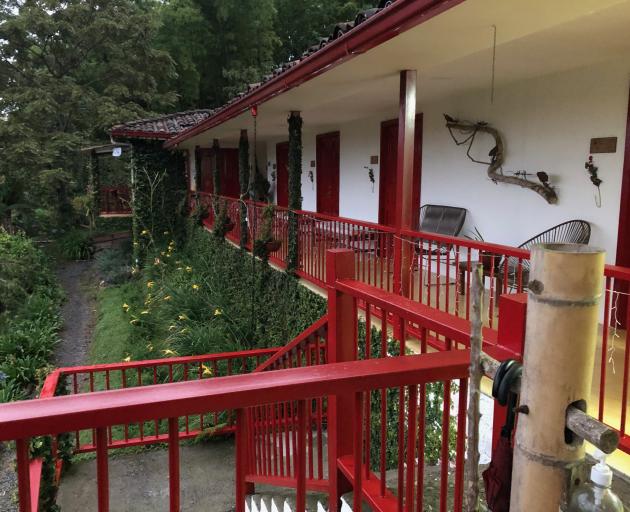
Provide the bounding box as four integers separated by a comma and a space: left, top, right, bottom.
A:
0, 260, 97, 512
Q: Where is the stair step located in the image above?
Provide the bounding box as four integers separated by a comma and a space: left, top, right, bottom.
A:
245, 491, 329, 512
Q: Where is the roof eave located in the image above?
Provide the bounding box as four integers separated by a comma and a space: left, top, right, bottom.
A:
164, 0, 464, 150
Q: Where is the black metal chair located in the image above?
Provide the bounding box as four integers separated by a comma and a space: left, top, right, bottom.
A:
497, 220, 591, 293
419, 204, 467, 237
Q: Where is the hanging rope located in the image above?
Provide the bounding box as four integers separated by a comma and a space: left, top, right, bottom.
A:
490, 25, 497, 104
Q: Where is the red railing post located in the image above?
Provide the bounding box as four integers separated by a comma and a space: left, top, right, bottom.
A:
326, 249, 357, 511
492, 293, 527, 449
235, 408, 254, 512
15, 438, 31, 512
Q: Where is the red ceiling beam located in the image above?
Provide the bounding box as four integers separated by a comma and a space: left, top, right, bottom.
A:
164, 0, 465, 149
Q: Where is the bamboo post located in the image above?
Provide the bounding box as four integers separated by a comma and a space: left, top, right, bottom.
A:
510, 243, 605, 511
464, 264, 483, 511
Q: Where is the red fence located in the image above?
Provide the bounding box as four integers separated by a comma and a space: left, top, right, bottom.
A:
198, 193, 630, 455
99, 187, 131, 215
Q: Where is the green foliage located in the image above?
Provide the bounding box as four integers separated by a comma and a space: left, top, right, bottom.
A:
357, 323, 459, 472
0, 231, 62, 416
0, 230, 58, 313
94, 227, 325, 370
130, 141, 188, 265
0, 0, 176, 235
54, 230, 95, 261
96, 244, 133, 285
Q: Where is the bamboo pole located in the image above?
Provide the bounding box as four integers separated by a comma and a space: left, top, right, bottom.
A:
464, 264, 483, 511
510, 243, 605, 511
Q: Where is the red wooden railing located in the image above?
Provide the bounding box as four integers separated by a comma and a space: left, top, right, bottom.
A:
0, 349, 468, 512
198, 194, 630, 455
99, 186, 131, 214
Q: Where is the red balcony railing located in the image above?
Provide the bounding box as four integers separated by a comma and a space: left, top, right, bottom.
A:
99, 186, 131, 215
197, 193, 630, 455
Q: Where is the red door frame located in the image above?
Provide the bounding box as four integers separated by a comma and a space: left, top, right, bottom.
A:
378, 114, 423, 228
221, 148, 240, 198
316, 131, 341, 216
615, 86, 630, 327
199, 149, 214, 194
276, 142, 289, 208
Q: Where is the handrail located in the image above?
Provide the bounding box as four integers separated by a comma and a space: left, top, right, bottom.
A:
295, 209, 397, 233
253, 316, 328, 373
58, 348, 279, 374
0, 351, 469, 441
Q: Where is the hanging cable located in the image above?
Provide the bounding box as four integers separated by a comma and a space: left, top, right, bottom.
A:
490, 25, 497, 105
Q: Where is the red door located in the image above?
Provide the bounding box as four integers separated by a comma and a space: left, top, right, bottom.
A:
378, 114, 423, 228
221, 148, 240, 198
199, 149, 214, 194
316, 132, 340, 216
276, 142, 289, 207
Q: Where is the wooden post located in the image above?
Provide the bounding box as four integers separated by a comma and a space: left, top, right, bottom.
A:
510, 243, 605, 510
464, 264, 483, 511
326, 249, 357, 512
393, 70, 417, 298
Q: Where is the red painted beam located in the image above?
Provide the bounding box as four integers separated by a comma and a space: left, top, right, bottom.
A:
164, 0, 465, 149
0, 351, 469, 441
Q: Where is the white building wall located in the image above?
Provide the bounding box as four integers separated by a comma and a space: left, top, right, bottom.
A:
420, 60, 629, 263
262, 60, 628, 262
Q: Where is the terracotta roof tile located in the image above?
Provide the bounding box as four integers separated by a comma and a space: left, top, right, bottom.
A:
110, 109, 214, 140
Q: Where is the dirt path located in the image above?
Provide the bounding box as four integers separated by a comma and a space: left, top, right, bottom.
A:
0, 260, 97, 512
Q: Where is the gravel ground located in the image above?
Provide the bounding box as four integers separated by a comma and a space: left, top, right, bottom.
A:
0, 260, 97, 512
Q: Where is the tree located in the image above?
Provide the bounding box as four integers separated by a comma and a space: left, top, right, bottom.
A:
0, 0, 176, 232
273, 0, 374, 64
192, 0, 279, 107
155, 0, 211, 110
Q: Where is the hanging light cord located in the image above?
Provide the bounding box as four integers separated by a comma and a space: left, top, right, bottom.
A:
491, 24, 497, 104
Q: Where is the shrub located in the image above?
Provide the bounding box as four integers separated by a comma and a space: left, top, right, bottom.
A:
0, 229, 57, 313
96, 245, 132, 284
55, 229, 94, 260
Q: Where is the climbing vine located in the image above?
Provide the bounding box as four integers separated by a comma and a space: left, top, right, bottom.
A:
238, 130, 250, 248
287, 112, 303, 273
129, 140, 188, 265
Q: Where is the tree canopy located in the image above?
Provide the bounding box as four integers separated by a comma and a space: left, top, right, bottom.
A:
0, 0, 377, 234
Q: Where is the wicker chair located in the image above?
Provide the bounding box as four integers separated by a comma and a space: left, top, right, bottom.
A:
458, 220, 591, 297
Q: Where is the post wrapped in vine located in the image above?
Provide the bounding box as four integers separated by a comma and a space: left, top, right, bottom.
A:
211, 138, 221, 215
86, 150, 99, 230
239, 129, 250, 248
287, 111, 303, 273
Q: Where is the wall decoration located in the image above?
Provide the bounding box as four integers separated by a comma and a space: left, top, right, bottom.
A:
590, 137, 617, 154
364, 166, 375, 192
585, 155, 602, 208
444, 114, 558, 204
308, 169, 314, 189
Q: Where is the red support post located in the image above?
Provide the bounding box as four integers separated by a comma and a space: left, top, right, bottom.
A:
393, 69, 417, 299
96, 427, 109, 512
15, 439, 31, 512
168, 418, 180, 512
235, 409, 254, 512
326, 249, 357, 511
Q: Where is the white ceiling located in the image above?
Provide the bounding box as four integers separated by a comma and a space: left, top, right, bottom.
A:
178, 0, 630, 148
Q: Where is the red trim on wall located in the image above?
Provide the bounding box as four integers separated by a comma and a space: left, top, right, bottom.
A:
614, 85, 630, 327
164, 0, 464, 149
616, 86, 630, 267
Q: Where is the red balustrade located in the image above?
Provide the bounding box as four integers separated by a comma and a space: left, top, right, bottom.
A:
195, 194, 630, 456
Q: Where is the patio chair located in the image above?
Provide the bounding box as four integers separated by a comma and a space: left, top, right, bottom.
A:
414, 205, 467, 262
419, 204, 467, 236
458, 219, 591, 297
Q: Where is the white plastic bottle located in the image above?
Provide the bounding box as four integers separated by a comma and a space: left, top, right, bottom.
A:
568, 450, 624, 511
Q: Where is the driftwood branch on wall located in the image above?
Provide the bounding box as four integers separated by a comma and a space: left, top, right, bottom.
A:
444, 115, 558, 205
